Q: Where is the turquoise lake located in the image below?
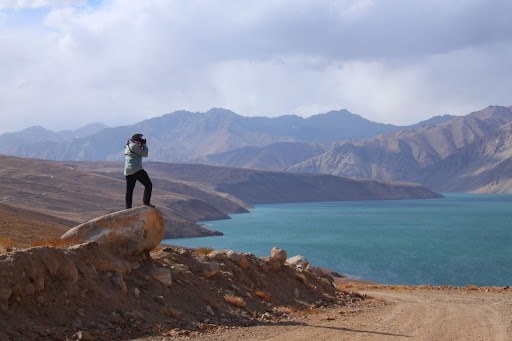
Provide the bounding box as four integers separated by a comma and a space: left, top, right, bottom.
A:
163, 193, 512, 286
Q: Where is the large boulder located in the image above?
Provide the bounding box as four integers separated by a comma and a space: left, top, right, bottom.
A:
61, 207, 164, 256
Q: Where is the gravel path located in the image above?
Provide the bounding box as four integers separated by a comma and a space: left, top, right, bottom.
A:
138, 285, 512, 341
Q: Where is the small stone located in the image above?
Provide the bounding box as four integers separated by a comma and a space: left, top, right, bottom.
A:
260, 263, 269, 273
150, 268, 173, 287
227, 251, 249, 269
75, 330, 94, 340
294, 288, 300, 298
270, 247, 287, 263
202, 262, 220, 278
0, 288, 12, 301
267, 258, 282, 271
134, 288, 141, 298
72, 319, 83, 328
206, 305, 215, 316
25, 283, 36, 295
207, 250, 227, 261
262, 312, 272, 321
286, 255, 309, 268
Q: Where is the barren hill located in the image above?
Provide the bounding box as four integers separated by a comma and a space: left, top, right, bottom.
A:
0, 204, 73, 247
288, 105, 512, 187
422, 123, 512, 193
0, 155, 441, 241
192, 142, 326, 170
0, 155, 240, 239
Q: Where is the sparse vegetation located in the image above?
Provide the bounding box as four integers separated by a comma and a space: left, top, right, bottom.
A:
164, 305, 181, 319
0, 237, 14, 253
273, 306, 295, 314
196, 246, 214, 255
153, 323, 167, 334
30, 237, 82, 248
224, 294, 246, 307
255, 290, 272, 302
0, 237, 13, 248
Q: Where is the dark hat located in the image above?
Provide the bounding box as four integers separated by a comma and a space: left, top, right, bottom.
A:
132, 133, 143, 140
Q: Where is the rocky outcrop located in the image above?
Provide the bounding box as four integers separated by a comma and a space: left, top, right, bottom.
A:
61, 207, 164, 256
286, 255, 309, 268
0, 241, 358, 340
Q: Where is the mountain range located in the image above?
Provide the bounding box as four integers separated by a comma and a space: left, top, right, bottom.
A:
287, 105, 512, 190
2, 108, 451, 162
0, 123, 107, 153
2, 105, 512, 193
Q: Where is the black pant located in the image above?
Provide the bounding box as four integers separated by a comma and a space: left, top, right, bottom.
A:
125, 169, 152, 209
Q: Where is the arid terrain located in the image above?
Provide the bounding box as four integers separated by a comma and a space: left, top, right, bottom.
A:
0, 154, 441, 241
1, 206, 511, 341
0, 155, 508, 340
154, 283, 511, 341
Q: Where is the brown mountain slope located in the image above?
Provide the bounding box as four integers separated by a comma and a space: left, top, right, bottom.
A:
0, 204, 74, 247
66, 161, 442, 203
422, 123, 512, 193
192, 142, 326, 171
287, 105, 512, 185
0, 155, 245, 238
140, 162, 442, 203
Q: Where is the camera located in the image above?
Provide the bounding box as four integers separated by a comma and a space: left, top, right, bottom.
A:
140, 138, 147, 145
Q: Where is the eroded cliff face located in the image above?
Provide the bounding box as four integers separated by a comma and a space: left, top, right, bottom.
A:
0, 208, 360, 340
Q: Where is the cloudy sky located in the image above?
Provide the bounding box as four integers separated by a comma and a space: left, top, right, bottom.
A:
1, 0, 511, 133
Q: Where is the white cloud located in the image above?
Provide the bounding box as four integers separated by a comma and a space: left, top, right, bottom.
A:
0, 0, 84, 10
0, 0, 511, 132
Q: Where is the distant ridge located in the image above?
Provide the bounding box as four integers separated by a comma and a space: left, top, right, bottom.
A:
5, 108, 403, 162
287, 105, 512, 190
0, 122, 107, 153
4, 105, 512, 193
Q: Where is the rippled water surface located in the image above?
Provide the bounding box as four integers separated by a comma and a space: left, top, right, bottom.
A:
164, 193, 512, 286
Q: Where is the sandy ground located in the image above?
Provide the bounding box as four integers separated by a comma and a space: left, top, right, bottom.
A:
137, 284, 512, 341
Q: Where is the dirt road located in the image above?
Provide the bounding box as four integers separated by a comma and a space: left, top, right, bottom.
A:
160, 285, 512, 341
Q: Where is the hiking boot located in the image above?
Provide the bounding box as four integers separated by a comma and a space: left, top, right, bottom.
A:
143, 203, 156, 208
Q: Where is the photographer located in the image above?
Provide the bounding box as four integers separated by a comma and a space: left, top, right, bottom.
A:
124, 133, 154, 209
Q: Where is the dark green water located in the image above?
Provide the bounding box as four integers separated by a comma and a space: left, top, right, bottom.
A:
164, 193, 512, 286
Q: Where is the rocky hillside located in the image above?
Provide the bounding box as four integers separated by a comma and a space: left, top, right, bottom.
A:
422, 123, 512, 193
288, 106, 512, 186
192, 142, 326, 170
0, 208, 360, 340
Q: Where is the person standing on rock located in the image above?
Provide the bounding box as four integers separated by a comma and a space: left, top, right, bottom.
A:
124, 133, 155, 209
